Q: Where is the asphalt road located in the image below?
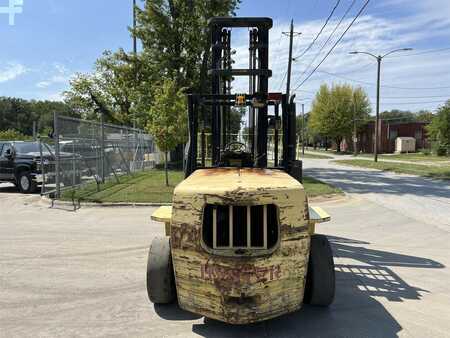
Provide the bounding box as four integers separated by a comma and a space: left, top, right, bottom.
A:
0, 160, 449, 338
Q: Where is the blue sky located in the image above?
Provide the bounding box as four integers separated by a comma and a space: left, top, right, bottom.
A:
1, 0, 450, 113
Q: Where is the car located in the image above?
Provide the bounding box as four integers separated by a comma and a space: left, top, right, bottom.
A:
0, 141, 80, 194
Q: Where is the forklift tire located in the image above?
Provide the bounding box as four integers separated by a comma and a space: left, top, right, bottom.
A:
146, 237, 176, 304
17, 172, 37, 194
304, 234, 335, 306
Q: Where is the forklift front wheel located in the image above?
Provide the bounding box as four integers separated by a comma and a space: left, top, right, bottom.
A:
146, 237, 176, 304
304, 234, 335, 306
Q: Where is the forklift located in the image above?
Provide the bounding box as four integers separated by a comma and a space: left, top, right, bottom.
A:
147, 17, 335, 325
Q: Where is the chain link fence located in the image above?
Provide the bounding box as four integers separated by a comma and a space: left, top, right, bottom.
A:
39, 114, 159, 198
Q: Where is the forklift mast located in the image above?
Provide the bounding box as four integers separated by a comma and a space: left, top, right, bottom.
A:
186, 17, 299, 179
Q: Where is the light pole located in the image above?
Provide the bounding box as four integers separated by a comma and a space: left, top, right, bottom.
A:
349, 48, 412, 162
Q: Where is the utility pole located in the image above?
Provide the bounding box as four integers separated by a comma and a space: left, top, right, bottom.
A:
285, 20, 294, 98
283, 20, 301, 98
349, 48, 412, 162
353, 96, 357, 156
302, 103, 305, 156
132, 0, 137, 130
374, 56, 381, 162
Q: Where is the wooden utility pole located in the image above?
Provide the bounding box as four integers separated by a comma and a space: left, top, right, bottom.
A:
283, 20, 301, 98
285, 20, 294, 98
302, 103, 305, 156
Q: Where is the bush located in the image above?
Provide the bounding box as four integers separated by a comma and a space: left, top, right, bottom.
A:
419, 148, 431, 156
435, 144, 448, 157
0, 129, 32, 141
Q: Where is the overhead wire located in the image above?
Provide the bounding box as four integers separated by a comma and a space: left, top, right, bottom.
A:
292, 0, 357, 88
308, 68, 450, 90
293, 0, 371, 91
294, 0, 342, 60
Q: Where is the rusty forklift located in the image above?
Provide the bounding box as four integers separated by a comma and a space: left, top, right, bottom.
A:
147, 17, 335, 324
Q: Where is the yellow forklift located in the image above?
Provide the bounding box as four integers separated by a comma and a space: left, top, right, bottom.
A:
147, 17, 334, 324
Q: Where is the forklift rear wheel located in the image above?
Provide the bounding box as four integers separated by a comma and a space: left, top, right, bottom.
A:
304, 234, 335, 306
146, 237, 176, 304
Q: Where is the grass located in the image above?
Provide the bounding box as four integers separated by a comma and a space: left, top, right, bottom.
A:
334, 159, 450, 180
298, 152, 333, 160
358, 153, 450, 163
302, 176, 342, 197
62, 169, 342, 203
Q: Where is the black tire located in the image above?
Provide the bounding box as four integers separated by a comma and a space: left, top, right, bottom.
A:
304, 234, 335, 306
17, 172, 37, 194
146, 237, 176, 304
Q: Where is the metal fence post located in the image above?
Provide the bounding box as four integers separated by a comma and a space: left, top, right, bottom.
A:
54, 112, 61, 198
38, 136, 46, 195
100, 112, 105, 183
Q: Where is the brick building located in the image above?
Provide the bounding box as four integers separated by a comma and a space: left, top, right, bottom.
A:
344, 121, 429, 154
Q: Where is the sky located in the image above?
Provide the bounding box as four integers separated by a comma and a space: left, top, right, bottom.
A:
1, 0, 450, 114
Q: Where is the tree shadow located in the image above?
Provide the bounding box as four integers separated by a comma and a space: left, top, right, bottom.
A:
304, 167, 450, 199
184, 236, 444, 338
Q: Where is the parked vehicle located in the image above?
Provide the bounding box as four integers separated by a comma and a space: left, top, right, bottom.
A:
0, 141, 80, 193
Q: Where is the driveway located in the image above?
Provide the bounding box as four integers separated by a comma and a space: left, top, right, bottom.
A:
0, 174, 449, 337
303, 157, 450, 229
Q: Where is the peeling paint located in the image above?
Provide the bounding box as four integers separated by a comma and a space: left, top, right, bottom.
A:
170, 168, 311, 324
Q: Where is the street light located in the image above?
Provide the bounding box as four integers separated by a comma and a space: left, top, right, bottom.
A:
349, 48, 413, 162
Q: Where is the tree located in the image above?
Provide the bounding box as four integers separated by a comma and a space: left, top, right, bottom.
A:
0, 97, 77, 136
427, 100, 450, 156
64, 50, 139, 125
309, 84, 371, 152
146, 79, 188, 186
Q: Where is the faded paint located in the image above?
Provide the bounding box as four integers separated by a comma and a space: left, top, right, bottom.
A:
170, 168, 311, 324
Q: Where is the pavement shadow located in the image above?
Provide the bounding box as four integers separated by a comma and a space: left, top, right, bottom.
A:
186, 236, 444, 338
304, 167, 450, 199
0, 183, 20, 193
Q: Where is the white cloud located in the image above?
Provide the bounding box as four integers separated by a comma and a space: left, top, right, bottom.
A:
0, 63, 27, 83
229, 6, 450, 114
36, 63, 73, 88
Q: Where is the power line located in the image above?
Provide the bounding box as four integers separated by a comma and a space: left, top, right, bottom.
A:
310, 68, 450, 90
373, 94, 450, 100
377, 100, 446, 105
293, 0, 371, 91
386, 46, 450, 58
293, 0, 357, 87
294, 0, 342, 60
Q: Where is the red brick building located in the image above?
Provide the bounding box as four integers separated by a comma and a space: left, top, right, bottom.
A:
345, 121, 429, 154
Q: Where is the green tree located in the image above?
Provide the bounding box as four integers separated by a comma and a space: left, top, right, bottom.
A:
0, 97, 77, 136
427, 100, 450, 156
146, 79, 188, 186
309, 84, 371, 152
64, 50, 139, 125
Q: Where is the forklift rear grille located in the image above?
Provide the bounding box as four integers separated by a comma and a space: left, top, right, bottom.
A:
202, 204, 278, 250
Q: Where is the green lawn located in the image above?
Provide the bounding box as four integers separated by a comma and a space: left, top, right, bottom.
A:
298, 152, 333, 159
334, 159, 450, 180
63, 170, 341, 203
358, 153, 450, 163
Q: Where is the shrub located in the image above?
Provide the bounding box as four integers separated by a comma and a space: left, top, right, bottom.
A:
435, 144, 448, 157
0, 129, 32, 141
419, 148, 431, 156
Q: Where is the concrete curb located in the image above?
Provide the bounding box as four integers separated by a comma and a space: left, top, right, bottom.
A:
39, 193, 348, 209
39, 196, 170, 208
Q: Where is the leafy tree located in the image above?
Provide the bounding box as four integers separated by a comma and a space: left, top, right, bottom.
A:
309, 84, 371, 152
0, 97, 77, 136
146, 79, 187, 185
64, 50, 139, 125
427, 100, 450, 156
416, 110, 435, 123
